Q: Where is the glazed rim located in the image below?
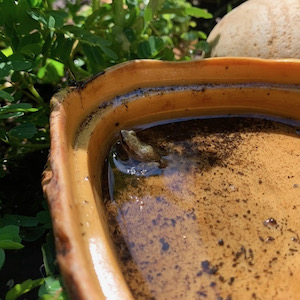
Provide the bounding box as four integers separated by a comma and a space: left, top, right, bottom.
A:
43, 58, 300, 300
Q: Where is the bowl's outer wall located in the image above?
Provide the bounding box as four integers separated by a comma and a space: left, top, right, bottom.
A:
43, 58, 300, 299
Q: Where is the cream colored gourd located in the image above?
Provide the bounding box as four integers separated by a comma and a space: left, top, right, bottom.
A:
206, 0, 300, 58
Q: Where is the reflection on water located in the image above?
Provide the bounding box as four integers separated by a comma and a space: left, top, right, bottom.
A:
102, 117, 300, 299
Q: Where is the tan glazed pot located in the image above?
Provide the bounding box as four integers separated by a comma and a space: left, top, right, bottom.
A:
42, 58, 300, 299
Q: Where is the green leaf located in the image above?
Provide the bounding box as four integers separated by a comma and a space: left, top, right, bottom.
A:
0, 240, 24, 250
2, 214, 39, 227
0, 112, 24, 119
124, 28, 135, 43
0, 225, 22, 244
18, 31, 43, 57
27, 0, 43, 6
196, 40, 211, 53
0, 90, 14, 102
41, 233, 56, 276
50, 33, 74, 61
15, 0, 40, 35
46, 14, 55, 29
1, 47, 13, 57
137, 36, 165, 58
62, 25, 111, 47
0, 225, 23, 249
9, 54, 33, 71
46, 11, 68, 28
146, 0, 164, 19
20, 43, 43, 57
5, 278, 45, 300
181, 31, 198, 41
9, 123, 38, 139
132, 16, 144, 35
0, 103, 38, 113
81, 44, 105, 73
185, 7, 212, 19
37, 58, 64, 83
0, 248, 5, 270
99, 45, 118, 60
0, 128, 7, 141
181, 31, 207, 42
144, 7, 153, 23
0, 61, 13, 78
36, 211, 52, 228
21, 226, 46, 242
38, 277, 67, 300
27, 10, 46, 26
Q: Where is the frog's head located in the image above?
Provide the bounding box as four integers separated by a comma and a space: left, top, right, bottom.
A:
119, 130, 139, 156
120, 130, 136, 141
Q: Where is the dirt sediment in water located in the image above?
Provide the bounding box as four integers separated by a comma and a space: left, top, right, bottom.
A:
102, 117, 300, 300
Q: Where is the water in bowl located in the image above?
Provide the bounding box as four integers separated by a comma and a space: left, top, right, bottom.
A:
102, 116, 300, 299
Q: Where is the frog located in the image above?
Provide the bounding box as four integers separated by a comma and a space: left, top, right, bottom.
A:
120, 130, 161, 162
116, 130, 166, 176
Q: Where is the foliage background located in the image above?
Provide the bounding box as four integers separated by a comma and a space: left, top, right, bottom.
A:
0, 0, 246, 298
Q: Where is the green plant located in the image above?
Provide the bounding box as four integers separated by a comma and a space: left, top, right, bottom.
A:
0, 0, 211, 174
0, 202, 66, 299
0, 0, 212, 297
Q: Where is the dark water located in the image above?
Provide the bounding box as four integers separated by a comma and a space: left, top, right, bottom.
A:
102, 117, 300, 299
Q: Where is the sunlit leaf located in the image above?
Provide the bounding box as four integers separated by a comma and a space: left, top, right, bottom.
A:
37, 59, 64, 83
0, 240, 24, 250
1, 47, 13, 57
0, 103, 38, 112
38, 277, 67, 300
185, 7, 212, 19
0, 103, 38, 119
5, 278, 44, 300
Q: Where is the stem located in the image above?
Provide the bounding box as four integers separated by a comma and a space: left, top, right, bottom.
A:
149, 23, 160, 36
10, 79, 44, 106
27, 84, 45, 107
92, 0, 100, 12
46, 0, 52, 9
